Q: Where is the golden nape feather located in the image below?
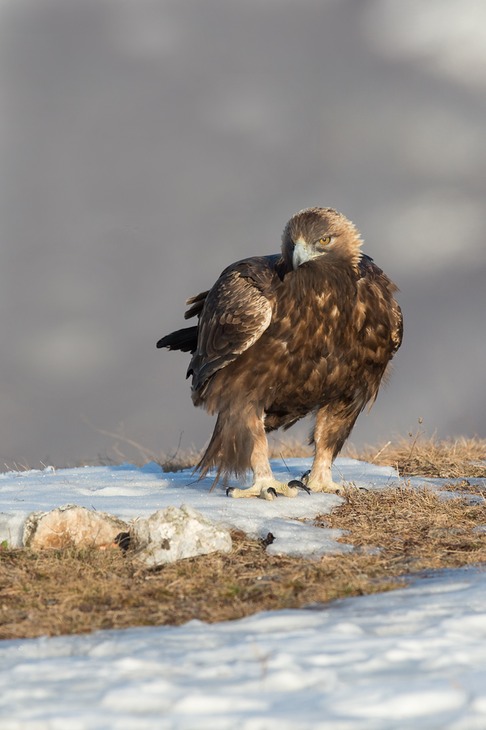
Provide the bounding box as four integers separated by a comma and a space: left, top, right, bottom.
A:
157, 207, 402, 499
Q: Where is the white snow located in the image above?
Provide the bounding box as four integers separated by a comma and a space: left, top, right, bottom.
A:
0, 458, 401, 555
1, 458, 486, 728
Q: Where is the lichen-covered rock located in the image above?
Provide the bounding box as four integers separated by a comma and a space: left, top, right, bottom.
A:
131, 504, 232, 566
23, 504, 128, 550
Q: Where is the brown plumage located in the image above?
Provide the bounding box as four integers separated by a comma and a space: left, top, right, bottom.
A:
157, 207, 402, 499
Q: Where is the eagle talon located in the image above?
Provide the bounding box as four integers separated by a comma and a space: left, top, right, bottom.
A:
226, 487, 235, 497
288, 479, 311, 494
266, 487, 278, 498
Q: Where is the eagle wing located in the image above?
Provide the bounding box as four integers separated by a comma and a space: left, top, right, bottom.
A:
357, 254, 403, 356
188, 258, 279, 393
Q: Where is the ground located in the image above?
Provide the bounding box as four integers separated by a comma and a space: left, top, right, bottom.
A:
0, 438, 485, 727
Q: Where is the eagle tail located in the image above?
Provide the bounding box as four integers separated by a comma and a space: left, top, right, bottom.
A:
196, 410, 253, 490
156, 326, 198, 353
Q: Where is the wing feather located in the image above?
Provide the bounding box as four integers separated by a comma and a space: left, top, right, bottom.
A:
357, 254, 403, 355
184, 291, 208, 320
188, 259, 277, 392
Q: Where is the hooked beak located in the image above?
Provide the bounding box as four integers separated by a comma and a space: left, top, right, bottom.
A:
292, 239, 316, 270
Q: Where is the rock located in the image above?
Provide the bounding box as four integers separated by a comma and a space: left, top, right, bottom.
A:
22, 503, 232, 564
131, 504, 232, 566
23, 504, 129, 550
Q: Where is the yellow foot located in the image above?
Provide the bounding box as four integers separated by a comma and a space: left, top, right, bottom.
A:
309, 481, 342, 494
227, 478, 301, 500
302, 470, 342, 494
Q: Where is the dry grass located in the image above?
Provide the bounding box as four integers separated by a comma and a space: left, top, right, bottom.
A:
158, 445, 203, 473
439, 480, 486, 498
324, 486, 486, 568
0, 533, 388, 640
1, 481, 486, 640
1, 436, 484, 640
347, 435, 486, 479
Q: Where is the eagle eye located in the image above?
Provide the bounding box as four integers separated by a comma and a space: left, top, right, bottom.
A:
318, 236, 331, 246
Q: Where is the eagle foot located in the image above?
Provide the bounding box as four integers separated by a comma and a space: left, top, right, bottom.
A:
300, 470, 342, 494
226, 480, 300, 500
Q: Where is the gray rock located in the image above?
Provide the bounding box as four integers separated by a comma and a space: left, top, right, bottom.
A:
131, 505, 232, 566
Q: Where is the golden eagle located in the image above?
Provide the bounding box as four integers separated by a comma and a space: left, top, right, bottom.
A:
158, 208, 402, 499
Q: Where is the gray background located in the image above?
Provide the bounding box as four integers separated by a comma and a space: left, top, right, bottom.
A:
1, 0, 485, 469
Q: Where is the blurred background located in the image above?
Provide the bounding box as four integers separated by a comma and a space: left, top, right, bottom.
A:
1, 0, 485, 469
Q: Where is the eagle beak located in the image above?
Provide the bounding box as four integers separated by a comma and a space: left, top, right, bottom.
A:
292, 239, 312, 270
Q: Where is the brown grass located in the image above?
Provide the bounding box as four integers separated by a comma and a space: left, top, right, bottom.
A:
0, 534, 380, 640
1, 482, 486, 640
347, 436, 486, 478
324, 486, 486, 568
439, 480, 486, 498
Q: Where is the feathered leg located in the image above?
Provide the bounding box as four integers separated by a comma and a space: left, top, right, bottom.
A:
305, 405, 359, 492
228, 410, 299, 500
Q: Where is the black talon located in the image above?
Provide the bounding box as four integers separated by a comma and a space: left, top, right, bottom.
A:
267, 487, 278, 498
226, 487, 234, 497
288, 479, 311, 494
114, 531, 131, 552
301, 470, 311, 483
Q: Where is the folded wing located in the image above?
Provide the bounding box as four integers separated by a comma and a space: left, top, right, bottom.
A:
188, 259, 277, 393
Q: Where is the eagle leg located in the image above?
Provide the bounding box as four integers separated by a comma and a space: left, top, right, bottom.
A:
305, 407, 350, 493
226, 415, 300, 499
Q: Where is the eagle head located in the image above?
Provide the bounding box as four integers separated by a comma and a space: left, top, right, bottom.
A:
281, 207, 363, 272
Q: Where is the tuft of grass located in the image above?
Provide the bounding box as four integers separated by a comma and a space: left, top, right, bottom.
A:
158, 446, 202, 473
322, 486, 486, 572
347, 436, 486, 479
438, 480, 486, 498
